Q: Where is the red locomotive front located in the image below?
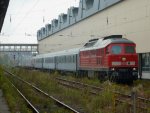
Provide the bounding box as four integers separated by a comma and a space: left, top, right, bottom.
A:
106, 43, 138, 82
79, 35, 138, 83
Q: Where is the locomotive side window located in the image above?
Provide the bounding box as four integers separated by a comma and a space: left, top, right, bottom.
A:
111, 45, 122, 54
125, 46, 135, 53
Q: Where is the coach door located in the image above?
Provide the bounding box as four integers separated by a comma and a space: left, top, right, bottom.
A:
55, 57, 58, 70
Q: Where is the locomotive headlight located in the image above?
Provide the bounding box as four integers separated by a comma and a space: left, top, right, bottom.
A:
111, 68, 115, 71
133, 68, 136, 71
122, 57, 126, 61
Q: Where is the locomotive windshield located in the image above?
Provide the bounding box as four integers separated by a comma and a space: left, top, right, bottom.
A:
111, 45, 122, 54
125, 46, 135, 53
110, 45, 135, 54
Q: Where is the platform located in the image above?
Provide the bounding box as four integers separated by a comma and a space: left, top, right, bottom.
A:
0, 89, 10, 113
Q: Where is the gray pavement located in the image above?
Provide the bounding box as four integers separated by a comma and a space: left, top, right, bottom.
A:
0, 89, 10, 113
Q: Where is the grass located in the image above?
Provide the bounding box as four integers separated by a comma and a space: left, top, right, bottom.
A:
10, 68, 150, 113
0, 66, 32, 113
133, 79, 150, 98
8, 69, 72, 113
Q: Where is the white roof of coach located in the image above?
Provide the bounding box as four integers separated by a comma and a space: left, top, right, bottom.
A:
80, 35, 134, 51
54, 48, 80, 57
33, 48, 80, 59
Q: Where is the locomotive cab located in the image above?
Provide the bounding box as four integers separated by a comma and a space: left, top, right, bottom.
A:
106, 42, 138, 82
79, 35, 138, 83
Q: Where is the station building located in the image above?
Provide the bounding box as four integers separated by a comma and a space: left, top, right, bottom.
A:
37, 0, 150, 79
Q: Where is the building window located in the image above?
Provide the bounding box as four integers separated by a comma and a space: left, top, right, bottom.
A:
142, 53, 150, 72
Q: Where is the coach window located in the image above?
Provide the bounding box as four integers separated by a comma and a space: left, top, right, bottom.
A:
51, 58, 53, 63
70, 56, 73, 63
72, 56, 74, 63
65, 56, 67, 63
60, 57, 61, 63
63, 56, 64, 63
71, 56, 73, 63
70, 56, 72, 63
73, 55, 76, 63
72, 55, 74, 63
59, 57, 61, 63
64, 56, 66, 63
68, 56, 70, 63
69, 56, 71, 63
63, 56, 65, 63
49, 58, 50, 63
74, 55, 76, 63
60, 57, 62, 63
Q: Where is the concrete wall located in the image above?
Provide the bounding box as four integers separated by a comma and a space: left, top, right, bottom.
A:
38, 0, 150, 54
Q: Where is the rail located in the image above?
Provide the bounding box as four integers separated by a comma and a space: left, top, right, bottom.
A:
4, 70, 81, 113
5, 77, 39, 113
55, 77, 150, 112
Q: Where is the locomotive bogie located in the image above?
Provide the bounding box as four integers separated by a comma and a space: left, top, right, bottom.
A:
108, 67, 138, 83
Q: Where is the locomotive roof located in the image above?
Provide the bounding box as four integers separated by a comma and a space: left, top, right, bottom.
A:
33, 35, 134, 59
80, 36, 134, 51
33, 48, 80, 59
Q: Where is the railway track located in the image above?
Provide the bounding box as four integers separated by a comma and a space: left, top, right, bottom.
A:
55, 77, 150, 112
4, 70, 81, 113
6, 77, 40, 113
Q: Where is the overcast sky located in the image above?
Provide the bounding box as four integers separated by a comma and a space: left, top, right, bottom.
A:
0, 0, 79, 44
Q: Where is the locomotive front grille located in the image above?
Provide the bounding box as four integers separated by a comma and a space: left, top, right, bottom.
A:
126, 61, 135, 65
112, 61, 135, 66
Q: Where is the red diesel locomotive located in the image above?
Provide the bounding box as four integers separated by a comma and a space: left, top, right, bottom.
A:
79, 35, 138, 83
22, 35, 138, 83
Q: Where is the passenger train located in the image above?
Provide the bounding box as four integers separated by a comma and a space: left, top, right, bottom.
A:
21, 35, 138, 83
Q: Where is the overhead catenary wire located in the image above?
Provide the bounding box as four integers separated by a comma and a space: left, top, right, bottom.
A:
11, 0, 40, 36
2, 0, 79, 38
10, 0, 26, 22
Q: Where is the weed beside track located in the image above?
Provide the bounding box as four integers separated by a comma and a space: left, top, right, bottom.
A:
7, 68, 150, 113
